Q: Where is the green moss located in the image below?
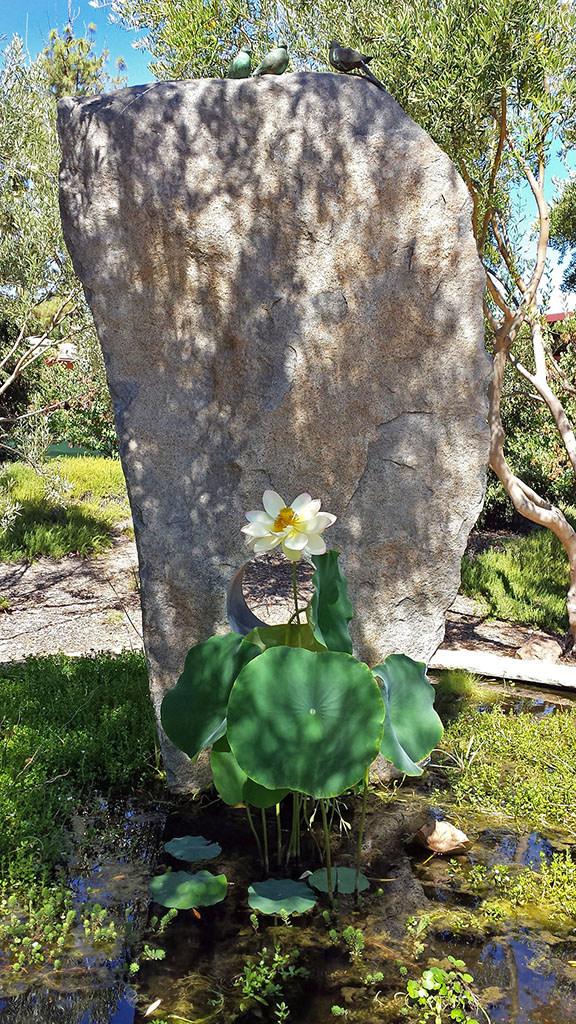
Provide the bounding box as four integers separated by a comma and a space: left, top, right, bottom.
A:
0, 652, 158, 884
0, 456, 130, 561
439, 705, 576, 835
461, 516, 576, 635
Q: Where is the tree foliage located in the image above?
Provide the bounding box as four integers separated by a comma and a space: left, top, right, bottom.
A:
0, 29, 119, 456
550, 179, 576, 294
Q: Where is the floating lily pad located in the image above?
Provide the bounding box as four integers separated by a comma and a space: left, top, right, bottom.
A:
308, 866, 370, 895
248, 878, 317, 916
210, 736, 288, 808
227, 647, 384, 799
372, 654, 444, 777
150, 870, 227, 909
160, 633, 259, 759
163, 835, 221, 862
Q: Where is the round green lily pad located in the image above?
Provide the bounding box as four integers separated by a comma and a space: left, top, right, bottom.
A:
227, 648, 384, 799
149, 870, 227, 909
163, 835, 221, 862
248, 878, 317, 916
308, 866, 370, 895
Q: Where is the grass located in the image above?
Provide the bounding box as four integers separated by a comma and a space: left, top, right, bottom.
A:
0, 456, 130, 562
461, 515, 576, 635
439, 700, 576, 836
0, 651, 158, 885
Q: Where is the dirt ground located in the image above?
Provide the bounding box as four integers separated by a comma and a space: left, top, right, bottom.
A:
0, 534, 565, 664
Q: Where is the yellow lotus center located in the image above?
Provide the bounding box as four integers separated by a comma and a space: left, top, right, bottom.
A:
273, 507, 300, 533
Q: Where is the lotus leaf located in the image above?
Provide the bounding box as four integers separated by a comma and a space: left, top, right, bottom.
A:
372, 654, 444, 777
308, 866, 369, 894
226, 563, 267, 634
248, 878, 317, 915
163, 835, 221, 862
227, 648, 384, 799
308, 551, 353, 654
245, 623, 326, 652
160, 633, 259, 759
150, 870, 227, 909
210, 736, 288, 808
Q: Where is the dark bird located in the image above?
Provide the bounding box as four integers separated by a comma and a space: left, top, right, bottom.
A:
329, 39, 385, 90
252, 43, 289, 77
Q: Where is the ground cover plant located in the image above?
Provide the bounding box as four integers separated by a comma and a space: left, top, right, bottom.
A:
0, 455, 130, 561
0, 651, 156, 882
461, 514, 576, 636
0, 650, 159, 978
438, 696, 576, 835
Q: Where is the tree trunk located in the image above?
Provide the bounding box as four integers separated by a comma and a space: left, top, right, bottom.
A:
489, 338, 576, 650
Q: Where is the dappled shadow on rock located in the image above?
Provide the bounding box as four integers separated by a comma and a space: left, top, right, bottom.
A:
58, 73, 489, 786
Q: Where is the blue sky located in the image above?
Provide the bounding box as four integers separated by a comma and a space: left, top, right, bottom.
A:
1, 0, 153, 85
2, 1, 575, 311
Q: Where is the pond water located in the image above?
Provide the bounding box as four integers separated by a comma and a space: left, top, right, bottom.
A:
1, 681, 575, 1024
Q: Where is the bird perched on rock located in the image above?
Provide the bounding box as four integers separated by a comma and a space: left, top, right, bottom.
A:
252, 43, 289, 77
227, 45, 252, 79
329, 39, 385, 90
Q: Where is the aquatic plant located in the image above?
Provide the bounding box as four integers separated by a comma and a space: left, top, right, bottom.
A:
401, 956, 491, 1023
163, 835, 222, 862
234, 943, 306, 1017
450, 850, 576, 926
440, 705, 576, 835
149, 870, 228, 910
247, 878, 317, 916
0, 884, 119, 973
329, 925, 366, 963
161, 488, 443, 904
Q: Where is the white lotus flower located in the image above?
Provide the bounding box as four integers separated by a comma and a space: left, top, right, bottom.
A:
241, 490, 337, 562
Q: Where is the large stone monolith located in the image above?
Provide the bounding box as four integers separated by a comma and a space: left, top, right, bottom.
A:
58, 74, 490, 790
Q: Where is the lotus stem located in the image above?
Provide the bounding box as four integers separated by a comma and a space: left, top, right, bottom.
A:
303, 798, 323, 861
261, 807, 270, 874
320, 799, 334, 906
286, 792, 299, 864
296, 797, 301, 860
355, 772, 369, 906
275, 802, 282, 865
291, 563, 301, 624
246, 805, 263, 866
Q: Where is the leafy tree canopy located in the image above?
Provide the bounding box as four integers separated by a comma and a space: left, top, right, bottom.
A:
550, 179, 576, 294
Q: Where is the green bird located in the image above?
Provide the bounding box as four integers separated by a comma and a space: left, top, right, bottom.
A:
251, 43, 289, 77
227, 45, 252, 79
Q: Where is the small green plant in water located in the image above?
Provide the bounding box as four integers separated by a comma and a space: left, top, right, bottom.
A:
450, 851, 576, 925
401, 956, 491, 1023
406, 914, 431, 959
81, 903, 118, 944
0, 885, 120, 973
235, 944, 305, 1017
329, 925, 365, 963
